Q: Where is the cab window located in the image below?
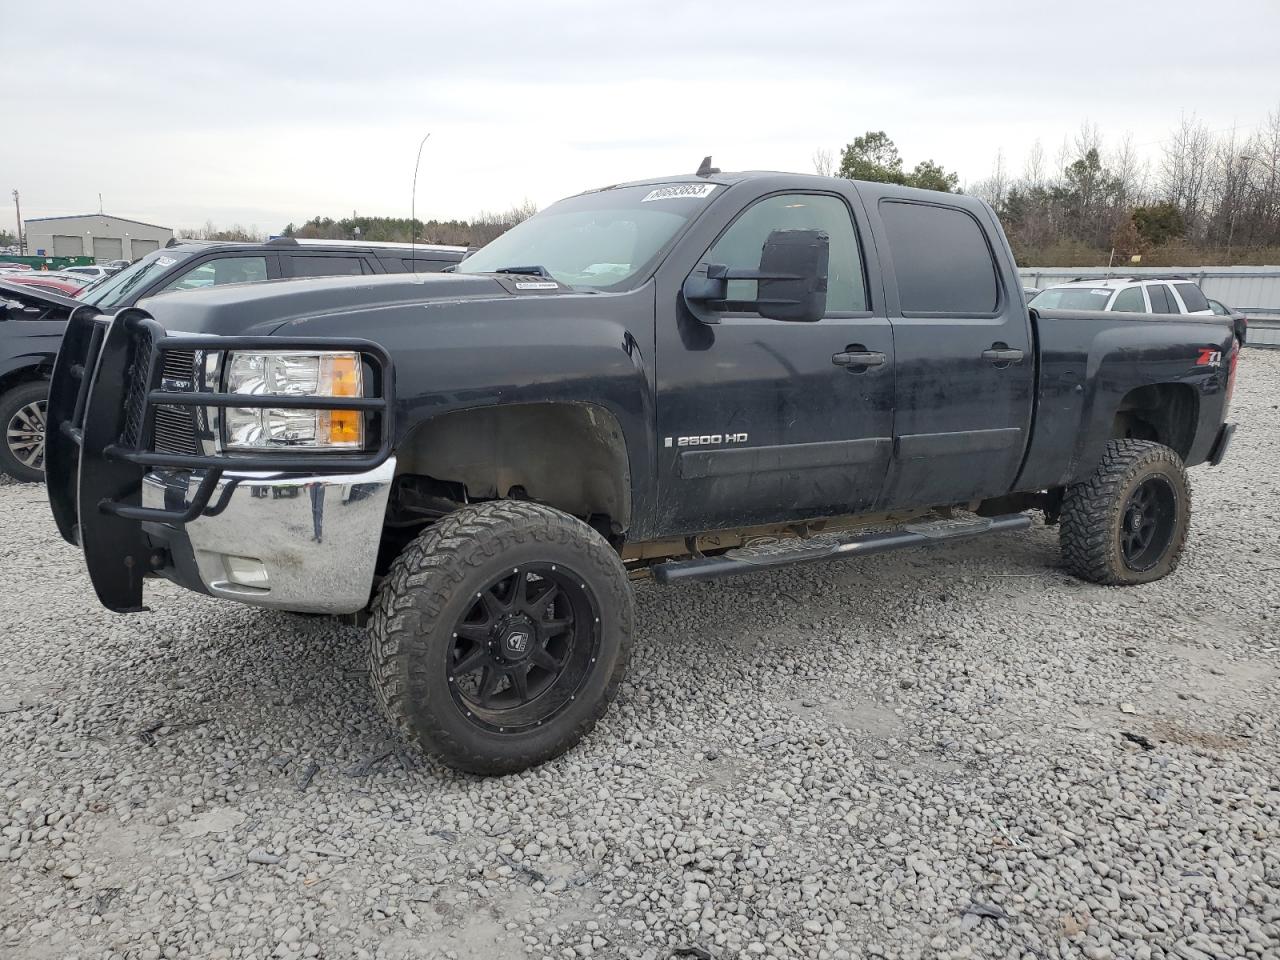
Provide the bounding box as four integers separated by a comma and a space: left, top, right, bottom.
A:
879, 201, 999, 314
706, 193, 868, 312
161, 256, 269, 293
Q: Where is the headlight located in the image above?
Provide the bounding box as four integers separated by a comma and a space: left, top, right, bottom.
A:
222, 351, 364, 450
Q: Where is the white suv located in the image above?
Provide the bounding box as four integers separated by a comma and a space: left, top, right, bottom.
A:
61, 265, 115, 282
1029, 277, 1214, 316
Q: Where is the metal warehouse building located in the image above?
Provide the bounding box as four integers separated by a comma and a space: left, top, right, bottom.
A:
22, 214, 173, 263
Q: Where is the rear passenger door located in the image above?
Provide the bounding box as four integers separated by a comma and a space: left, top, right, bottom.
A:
869, 196, 1035, 508
282, 254, 379, 278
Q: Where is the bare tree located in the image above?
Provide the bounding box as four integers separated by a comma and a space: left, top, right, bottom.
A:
1160, 113, 1214, 239
1023, 139, 1046, 191
1244, 107, 1280, 247
178, 220, 264, 242
1109, 133, 1149, 207
812, 148, 834, 177
969, 149, 1009, 209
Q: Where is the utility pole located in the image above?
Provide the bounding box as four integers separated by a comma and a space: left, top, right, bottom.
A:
12, 190, 24, 255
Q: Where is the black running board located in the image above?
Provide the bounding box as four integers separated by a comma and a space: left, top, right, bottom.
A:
651, 513, 1033, 584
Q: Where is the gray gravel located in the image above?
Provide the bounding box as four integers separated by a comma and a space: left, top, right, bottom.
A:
2, 351, 1279, 960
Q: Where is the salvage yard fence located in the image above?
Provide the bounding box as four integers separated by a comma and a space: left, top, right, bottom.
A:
1018, 266, 1280, 348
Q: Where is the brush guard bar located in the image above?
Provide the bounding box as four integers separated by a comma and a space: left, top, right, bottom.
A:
46, 307, 395, 612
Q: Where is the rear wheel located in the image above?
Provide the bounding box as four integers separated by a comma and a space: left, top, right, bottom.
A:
0, 381, 49, 483
1059, 439, 1191, 585
369, 500, 632, 775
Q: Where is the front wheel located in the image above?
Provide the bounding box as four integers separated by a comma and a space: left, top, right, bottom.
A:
368, 500, 632, 775
1059, 439, 1191, 585
0, 381, 49, 483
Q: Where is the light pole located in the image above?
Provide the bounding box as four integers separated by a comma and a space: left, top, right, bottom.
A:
1226, 154, 1254, 262
12, 189, 23, 255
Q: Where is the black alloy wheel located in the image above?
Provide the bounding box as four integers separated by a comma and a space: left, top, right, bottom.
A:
1060, 439, 1191, 586
447, 564, 600, 732
1119, 476, 1177, 572
369, 500, 633, 775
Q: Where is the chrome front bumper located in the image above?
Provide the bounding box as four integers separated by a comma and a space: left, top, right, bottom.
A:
141, 458, 396, 614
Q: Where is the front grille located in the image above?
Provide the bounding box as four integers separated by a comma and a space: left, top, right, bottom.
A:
155, 349, 201, 456
153, 406, 201, 456
162, 349, 197, 382
119, 336, 203, 456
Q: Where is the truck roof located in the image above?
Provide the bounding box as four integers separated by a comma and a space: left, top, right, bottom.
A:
580, 169, 987, 207
166, 238, 467, 255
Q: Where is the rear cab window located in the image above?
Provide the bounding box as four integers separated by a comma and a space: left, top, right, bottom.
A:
878, 201, 999, 314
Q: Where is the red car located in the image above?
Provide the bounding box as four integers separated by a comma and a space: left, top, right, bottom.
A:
0, 273, 87, 297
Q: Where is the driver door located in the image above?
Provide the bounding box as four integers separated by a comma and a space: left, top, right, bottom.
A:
654, 190, 895, 534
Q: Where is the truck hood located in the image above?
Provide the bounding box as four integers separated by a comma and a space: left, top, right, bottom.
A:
134, 271, 573, 336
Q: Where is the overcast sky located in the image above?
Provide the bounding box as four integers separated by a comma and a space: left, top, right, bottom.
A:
5, 0, 1279, 235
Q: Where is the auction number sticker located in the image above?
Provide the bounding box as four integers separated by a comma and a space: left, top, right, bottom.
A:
641, 184, 718, 202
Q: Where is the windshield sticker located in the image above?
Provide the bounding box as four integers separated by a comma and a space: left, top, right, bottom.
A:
641, 184, 718, 203
156, 256, 176, 267
1090, 289, 1110, 295
514, 281, 558, 290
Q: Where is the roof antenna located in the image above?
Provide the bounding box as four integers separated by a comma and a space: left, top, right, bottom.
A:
410, 132, 432, 274
696, 156, 719, 177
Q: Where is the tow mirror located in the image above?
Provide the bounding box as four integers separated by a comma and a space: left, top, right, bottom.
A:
682, 228, 829, 323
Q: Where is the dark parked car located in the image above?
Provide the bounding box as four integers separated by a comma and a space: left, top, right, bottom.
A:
47, 168, 1237, 774
1207, 298, 1248, 345
0, 237, 465, 481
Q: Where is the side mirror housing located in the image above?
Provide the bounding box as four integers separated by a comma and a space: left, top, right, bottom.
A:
681, 228, 829, 323
756, 228, 829, 322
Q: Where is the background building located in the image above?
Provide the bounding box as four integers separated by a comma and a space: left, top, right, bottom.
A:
22, 214, 173, 262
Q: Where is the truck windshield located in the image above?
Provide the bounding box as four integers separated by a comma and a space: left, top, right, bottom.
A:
1029, 287, 1114, 311
457, 183, 717, 292
78, 251, 185, 308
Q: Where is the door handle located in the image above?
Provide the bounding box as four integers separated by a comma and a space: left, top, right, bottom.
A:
982, 347, 1024, 365
832, 350, 886, 369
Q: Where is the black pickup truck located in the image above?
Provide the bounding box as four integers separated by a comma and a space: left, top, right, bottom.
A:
0, 237, 464, 481
44, 166, 1238, 774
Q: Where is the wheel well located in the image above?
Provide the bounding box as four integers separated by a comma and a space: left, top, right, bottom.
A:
393, 402, 632, 532
1112, 383, 1198, 460
0, 364, 49, 399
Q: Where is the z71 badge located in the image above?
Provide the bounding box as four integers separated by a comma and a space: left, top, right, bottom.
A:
1196, 348, 1222, 367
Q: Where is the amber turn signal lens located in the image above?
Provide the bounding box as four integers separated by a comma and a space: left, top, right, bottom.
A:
326, 409, 362, 445
323, 355, 363, 447
329, 354, 360, 398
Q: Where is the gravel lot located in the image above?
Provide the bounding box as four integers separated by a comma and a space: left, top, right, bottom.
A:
2, 352, 1278, 960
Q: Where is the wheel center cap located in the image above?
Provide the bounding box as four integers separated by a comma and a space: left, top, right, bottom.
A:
496, 617, 536, 661
1128, 508, 1143, 530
